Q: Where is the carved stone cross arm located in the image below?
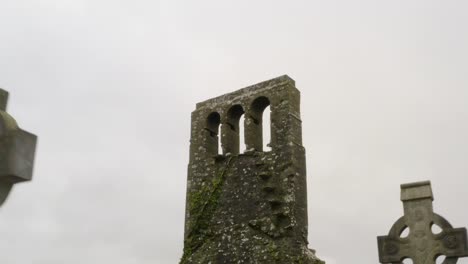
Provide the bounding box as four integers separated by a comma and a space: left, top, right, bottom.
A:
378, 181, 468, 264
0, 89, 37, 206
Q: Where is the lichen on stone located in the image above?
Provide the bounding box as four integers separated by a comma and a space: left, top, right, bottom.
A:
181, 76, 324, 263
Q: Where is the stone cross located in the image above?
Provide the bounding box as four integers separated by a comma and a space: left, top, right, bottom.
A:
0, 89, 37, 207
378, 181, 468, 264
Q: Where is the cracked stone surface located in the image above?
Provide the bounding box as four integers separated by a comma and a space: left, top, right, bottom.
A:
180, 76, 323, 264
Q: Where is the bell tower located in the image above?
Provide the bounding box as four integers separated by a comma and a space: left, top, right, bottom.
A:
181, 75, 323, 264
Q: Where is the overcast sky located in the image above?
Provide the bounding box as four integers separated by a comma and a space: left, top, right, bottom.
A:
1, 0, 468, 263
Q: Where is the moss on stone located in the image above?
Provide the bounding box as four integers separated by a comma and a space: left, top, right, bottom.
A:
181, 76, 324, 263
181, 157, 235, 263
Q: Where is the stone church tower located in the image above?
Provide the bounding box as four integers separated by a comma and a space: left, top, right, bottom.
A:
181, 75, 323, 263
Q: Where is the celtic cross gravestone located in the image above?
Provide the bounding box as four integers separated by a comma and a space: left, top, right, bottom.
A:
378, 181, 468, 264
0, 89, 37, 207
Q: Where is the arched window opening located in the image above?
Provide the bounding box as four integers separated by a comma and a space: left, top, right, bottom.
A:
206, 112, 221, 155
239, 114, 247, 153
247, 96, 270, 152
223, 105, 244, 155
263, 105, 271, 151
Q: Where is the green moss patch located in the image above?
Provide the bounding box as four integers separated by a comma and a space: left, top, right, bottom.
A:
181, 157, 235, 263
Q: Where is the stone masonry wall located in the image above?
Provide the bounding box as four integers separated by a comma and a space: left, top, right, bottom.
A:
181, 76, 323, 264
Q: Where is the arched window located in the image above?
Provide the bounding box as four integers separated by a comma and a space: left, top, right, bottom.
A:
239, 113, 247, 153
263, 105, 271, 151
222, 105, 245, 155
205, 112, 221, 155
246, 96, 271, 151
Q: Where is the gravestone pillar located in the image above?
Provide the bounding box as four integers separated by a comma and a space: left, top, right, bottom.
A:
181, 76, 323, 263
378, 181, 468, 264
0, 89, 37, 207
